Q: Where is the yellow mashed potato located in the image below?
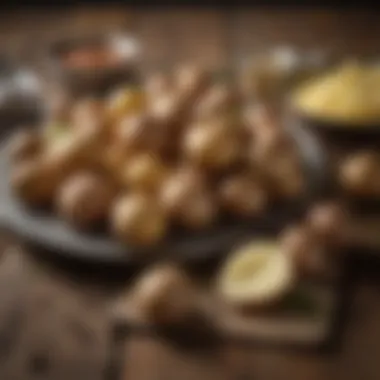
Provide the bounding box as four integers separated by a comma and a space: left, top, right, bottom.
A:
291, 61, 380, 125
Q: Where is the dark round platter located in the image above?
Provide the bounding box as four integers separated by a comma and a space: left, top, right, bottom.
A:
0, 123, 327, 264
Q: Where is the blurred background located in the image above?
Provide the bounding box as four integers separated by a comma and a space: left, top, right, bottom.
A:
1, 6, 380, 380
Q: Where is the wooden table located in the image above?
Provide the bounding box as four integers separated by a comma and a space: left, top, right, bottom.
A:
1, 7, 380, 380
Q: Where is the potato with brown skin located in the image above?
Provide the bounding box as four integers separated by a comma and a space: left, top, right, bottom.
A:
175, 64, 210, 107
111, 193, 168, 246
338, 151, 380, 197
183, 118, 241, 170
11, 158, 62, 206
42, 131, 97, 175
306, 202, 348, 247
160, 168, 217, 229
250, 133, 305, 199
132, 264, 198, 325
193, 83, 239, 121
149, 93, 183, 129
218, 174, 268, 217
243, 102, 281, 136
115, 113, 166, 154
45, 90, 72, 123
71, 98, 107, 137
107, 87, 146, 124
280, 225, 325, 278
121, 153, 167, 192
9, 129, 41, 162
144, 72, 173, 101
56, 172, 114, 230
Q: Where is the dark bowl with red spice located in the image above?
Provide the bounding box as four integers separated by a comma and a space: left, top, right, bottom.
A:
46, 33, 141, 97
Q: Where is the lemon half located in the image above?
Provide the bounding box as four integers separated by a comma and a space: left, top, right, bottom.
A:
217, 241, 295, 308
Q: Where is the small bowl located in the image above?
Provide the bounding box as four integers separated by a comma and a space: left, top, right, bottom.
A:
291, 108, 380, 148
45, 33, 141, 97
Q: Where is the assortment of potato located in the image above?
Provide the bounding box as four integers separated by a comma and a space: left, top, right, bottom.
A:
9, 65, 306, 247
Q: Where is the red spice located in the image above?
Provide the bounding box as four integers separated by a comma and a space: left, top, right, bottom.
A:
63, 46, 121, 69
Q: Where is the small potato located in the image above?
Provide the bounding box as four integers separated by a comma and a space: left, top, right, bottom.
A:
111, 193, 168, 246
339, 151, 380, 197
160, 168, 217, 229
115, 113, 165, 153
132, 264, 197, 325
9, 129, 41, 162
43, 132, 96, 174
219, 175, 267, 217
121, 153, 167, 191
160, 168, 205, 214
11, 159, 60, 206
280, 225, 325, 278
183, 119, 240, 170
71, 98, 107, 137
306, 202, 348, 247
193, 83, 239, 120
243, 103, 281, 136
175, 64, 210, 106
46, 90, 72, 123
149, 93, 183, 129
144, 72, 173, 100
179, 190, 218, 229
107, 87, 145, 123
56, 172, 114, 230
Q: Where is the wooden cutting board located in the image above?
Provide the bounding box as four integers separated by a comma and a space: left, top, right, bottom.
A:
112, 278, 342, 350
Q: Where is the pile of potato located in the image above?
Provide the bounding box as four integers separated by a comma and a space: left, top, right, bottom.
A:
10, 65, 305, 247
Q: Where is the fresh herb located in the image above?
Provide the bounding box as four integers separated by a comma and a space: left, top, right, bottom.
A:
281, 287, 319, 316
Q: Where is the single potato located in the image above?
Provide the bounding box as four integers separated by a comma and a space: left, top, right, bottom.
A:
9, 129, 41, 162
111, 193, 168, 246
56, 172, 114, 230
132, 264, 198, 325
218, 174, 267, 217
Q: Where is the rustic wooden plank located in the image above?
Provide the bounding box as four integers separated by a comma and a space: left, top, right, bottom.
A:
231, 9, 380, 63
133, 10, 227, 71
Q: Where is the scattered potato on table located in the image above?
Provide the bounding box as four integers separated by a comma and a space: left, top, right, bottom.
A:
280, 224, 326, 278
132, 264, 198, 325
338, 151, 380, 197
306, 202, 348, 247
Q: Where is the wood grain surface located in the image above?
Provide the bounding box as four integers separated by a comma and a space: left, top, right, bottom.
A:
0, 7, 380, 380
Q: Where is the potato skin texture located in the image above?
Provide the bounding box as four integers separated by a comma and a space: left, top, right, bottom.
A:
306, 202, 347, 247
9, 129, 41, 162
11, 159, 58, 206
339, 152, 380, 197
132, 264, 197, 325
218, 175, 267, 217
160, 168, 217, 229
111, 193, 168, 246
56, 172, 114, 230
